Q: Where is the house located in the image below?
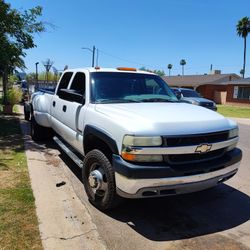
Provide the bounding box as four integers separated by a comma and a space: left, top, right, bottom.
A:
219, 77, 250, 104
162, 70, 249, 104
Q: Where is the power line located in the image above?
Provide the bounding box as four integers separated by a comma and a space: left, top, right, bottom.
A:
97, 49, 163, 69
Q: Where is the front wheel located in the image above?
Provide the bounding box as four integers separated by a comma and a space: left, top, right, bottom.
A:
82, 149, 121, 210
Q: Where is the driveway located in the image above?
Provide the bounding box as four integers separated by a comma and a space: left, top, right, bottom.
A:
23, 118, 250, 250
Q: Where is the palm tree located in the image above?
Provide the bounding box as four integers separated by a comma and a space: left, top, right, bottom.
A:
180, 59, 186, 76
167, 64, 173, 76
236, 17, 250, 78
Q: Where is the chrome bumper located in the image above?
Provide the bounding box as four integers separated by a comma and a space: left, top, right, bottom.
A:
115, 162, 240, 198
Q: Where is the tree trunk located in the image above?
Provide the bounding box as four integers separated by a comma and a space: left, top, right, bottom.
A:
243, 37, 246, 78
2, 67, 8, 104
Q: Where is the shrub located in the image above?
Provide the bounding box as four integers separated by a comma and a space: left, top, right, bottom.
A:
6, 88, 23, 105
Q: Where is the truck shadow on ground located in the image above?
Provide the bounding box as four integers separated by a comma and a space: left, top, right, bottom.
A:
107, 186, 250, 241
57, 147, 250, 242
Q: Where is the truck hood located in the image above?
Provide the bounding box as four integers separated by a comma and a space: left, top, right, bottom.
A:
94, 103, 236, 135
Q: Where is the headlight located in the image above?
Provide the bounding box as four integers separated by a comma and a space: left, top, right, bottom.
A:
190, 100, 199, 105
123, 135, 162, 146
122, 135, 163, 162
228, 127, 238, 139
227, 127, 239, 151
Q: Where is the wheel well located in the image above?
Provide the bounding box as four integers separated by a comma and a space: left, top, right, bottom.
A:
84, 134, 113, 161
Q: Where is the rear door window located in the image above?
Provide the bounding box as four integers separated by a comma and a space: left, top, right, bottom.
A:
56, 72, 73, 94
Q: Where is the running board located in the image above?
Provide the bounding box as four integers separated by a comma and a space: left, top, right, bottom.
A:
53, 136, 83, 168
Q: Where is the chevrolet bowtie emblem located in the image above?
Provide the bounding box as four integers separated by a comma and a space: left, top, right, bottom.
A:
195, 144, 212, 153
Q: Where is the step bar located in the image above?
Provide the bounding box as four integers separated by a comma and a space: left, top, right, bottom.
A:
53, 136, 83, 168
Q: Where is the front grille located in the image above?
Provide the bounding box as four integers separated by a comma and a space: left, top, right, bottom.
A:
200, 102, 214, 107
164, 131, 229, 147
166, 148, 225, 165
163, 131, 229, 165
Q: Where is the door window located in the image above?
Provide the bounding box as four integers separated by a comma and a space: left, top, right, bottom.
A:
70, 72, 86, 94
56, 72, 73, 94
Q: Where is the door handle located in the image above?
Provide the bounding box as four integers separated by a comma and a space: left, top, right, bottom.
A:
52, 101, 56, 107
62, 105, 67, 112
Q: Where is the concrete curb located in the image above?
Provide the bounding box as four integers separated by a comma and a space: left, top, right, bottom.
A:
18, 111, 106, 250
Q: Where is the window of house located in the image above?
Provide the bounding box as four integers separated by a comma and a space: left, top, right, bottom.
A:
237, 86, 250, 100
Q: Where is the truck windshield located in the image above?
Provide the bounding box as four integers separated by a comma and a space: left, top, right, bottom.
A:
90, 72, 178, 104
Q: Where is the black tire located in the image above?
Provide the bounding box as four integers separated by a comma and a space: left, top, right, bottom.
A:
82, 149, 122, 210
30, 116, 53, 141
24, 104, 31, 121
24, 111, 30, 121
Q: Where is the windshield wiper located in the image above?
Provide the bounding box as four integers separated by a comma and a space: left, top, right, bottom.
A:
140, 98, 177, 103
96, 99, 140, 104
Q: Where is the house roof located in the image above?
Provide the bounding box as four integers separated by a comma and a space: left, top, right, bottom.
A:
162, 73, 241, 87
219, 77, 250, 85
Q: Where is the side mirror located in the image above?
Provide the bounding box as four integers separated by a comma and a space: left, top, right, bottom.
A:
58, 89, 84, 104
175, 92, 182, 100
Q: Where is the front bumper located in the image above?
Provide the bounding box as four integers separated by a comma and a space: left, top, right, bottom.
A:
113, 148, 242, 198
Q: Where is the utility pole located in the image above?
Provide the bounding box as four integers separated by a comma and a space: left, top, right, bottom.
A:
96, 48, 99, 66
81, 46, 97, 67
92, 46, 96, 67
35, 62, 39, 84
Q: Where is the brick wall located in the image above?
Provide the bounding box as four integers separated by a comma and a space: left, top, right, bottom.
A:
196, 85, 227, 101
226, 85, 250, 104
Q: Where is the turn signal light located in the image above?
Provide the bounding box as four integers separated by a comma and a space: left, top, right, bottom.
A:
121, 152, 136, 161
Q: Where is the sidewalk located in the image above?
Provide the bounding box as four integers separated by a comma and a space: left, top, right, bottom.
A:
18, 110, 106, 250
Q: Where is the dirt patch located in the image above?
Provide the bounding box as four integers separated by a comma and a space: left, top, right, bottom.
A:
0, 171, 17, 188
170, 234, 249, 250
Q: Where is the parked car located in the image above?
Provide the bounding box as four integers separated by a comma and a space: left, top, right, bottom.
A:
26, 67, 241, 210
171, 87, 217, 111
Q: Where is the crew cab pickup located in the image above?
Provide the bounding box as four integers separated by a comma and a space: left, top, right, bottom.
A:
28, 67, 242, 210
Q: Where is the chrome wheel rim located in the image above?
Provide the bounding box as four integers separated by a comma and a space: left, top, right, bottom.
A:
88, 163, 108, 197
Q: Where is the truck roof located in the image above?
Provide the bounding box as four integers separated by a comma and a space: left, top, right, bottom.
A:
64, 67, 156, 75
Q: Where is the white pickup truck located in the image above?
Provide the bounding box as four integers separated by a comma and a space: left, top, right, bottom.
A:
28, 67, 242, 210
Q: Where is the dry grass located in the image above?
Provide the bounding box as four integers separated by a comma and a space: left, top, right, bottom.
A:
0, 116, 42, 250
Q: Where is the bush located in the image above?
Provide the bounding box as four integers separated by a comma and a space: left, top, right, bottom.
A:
6, 88, 23, 105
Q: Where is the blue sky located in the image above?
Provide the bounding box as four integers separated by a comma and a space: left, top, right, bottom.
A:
7, 0, 250, 77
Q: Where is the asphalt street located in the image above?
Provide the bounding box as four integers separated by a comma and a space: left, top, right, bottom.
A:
25, 118, 250, 250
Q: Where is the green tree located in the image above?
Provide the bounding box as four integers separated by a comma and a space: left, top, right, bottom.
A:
0, 0, 45, 104
139, 67, 165, 76
153, 69, 165, 76
38, 71, 55, 81
236, 17, 250, 78
167, 64, 173, 76
26, 72, 37, 81
180, 59, 186, 76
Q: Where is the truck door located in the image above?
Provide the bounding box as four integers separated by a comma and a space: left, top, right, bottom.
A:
50, 71, 73, 135
59, 72, 87, 152
52, 72, 86, 152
